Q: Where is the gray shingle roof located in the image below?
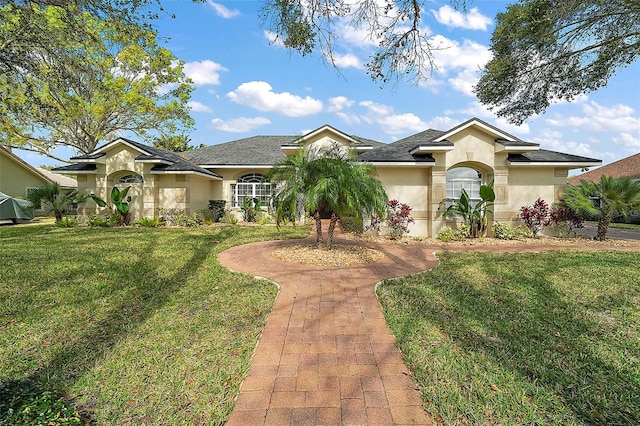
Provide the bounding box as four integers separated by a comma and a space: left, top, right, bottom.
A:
508, 150, 601, 163
52, 164, 97, 172
358, 129, 445, 163
184, 135, 387, 165
185, 136, 296, 165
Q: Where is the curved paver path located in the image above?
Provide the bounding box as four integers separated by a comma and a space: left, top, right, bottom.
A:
219, 225, 640, 425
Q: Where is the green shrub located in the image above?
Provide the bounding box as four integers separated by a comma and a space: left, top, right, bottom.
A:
197, 208, 215, 224
221, 211, 239, 224
55, 217, 78, 228
493, 221, 533, 240
87, 213, 118, 227
257, 211, 272, 225
135, 217, 160, 227
159, 208, 183, 226
437, 225, 470, 242
340, 216, 363, 234
208, 200, 226, 222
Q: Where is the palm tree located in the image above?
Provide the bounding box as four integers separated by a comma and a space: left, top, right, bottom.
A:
561, 176, 640, 240
26, 183, 79, 221
266, 145, 388, 249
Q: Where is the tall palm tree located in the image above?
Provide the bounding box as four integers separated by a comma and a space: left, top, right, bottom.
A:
266, 145, 388, 249
561, 176, 640, 240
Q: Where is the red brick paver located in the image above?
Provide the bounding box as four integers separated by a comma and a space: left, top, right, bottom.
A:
219, 225, 640, 425
219, 225, 438, 425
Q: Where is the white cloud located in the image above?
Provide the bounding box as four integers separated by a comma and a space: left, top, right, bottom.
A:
431, 35, 491, 73
207, 1, 240, 18
613, 132, 640, 149
333, 53, 364, 69
545, 101, 640, 133
336, 111, 362, 125
227, 81, 323, 117
264, 31, 284, 47
359, 101, 427, 134
187, 101, 212, 113
432, 5, 492, 31
183, 60, 227, 86
211, 117, 271, 133
327, 96, 354, 113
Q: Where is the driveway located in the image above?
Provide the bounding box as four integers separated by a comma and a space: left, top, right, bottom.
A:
574, 221, 640, 240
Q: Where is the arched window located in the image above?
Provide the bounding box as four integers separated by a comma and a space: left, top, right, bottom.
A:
446, 167, 482, 202
118, 174, 144, 184
231, 173, 271, 207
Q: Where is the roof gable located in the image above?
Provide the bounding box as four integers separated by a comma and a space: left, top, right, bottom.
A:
434, 117, 522, 142
0, 146, 54, 184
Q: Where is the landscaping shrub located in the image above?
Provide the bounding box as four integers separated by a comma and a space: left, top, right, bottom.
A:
208, 200, 226, 222
340, 216, 363, 234
240, 197, 261, 223
197, 208, 215, 224
135, 217, 161, 227
437, 225, 470, 242
221, 211, 239, 224
55, 217, 78, 228
387, 199, 415, 239
87, 213, 118, 227
520, 198, 550, 237
549, 205, 584, 237
493, 221, 532, 240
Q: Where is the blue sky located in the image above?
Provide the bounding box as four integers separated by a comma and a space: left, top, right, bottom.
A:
17, 0, 640, 173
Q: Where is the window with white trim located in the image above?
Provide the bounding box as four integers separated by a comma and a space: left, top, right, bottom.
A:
118, 174, 144, 184
446, 167, 482, 203
231, 173, 271, 208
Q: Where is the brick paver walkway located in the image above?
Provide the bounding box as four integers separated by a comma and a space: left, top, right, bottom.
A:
219, 225, 438, 425
219, 225, 640, 425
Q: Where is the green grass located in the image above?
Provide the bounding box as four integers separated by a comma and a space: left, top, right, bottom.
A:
0, 224, 309, 425
609, 222, 640, 230
378, 250, 640, 425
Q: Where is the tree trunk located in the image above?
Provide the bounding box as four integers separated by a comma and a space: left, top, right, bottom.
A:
596, 214, 611, 241
326, 211, 339, 250
54, 210, 63, 222
314, 210, 323, 247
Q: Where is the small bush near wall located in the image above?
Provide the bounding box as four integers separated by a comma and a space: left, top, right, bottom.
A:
221, 210, 238, 224
55, 217, 78, 228
340, 216, 363, 234
135, 217, 161, 227
87, 214, 119, 228
208, 200, 226, 222
493, 222, 533, 240
437, 225, 470, 242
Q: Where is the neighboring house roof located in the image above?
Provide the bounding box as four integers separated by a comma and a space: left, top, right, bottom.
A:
55, 138, 222, 179
36, 168, 77, 188
568, 152, 640, 184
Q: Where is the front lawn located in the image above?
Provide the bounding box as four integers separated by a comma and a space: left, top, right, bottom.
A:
378, 250, 640, 425
0, 224, 308, 425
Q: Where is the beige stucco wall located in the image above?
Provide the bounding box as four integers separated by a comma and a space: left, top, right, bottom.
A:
374, 166, 431, 236
74, 143, 220, 220
0, 149, 50, 197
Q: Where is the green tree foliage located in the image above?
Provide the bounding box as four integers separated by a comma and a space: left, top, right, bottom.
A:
266, 145, 388, 249
475, 0, 640, 124
560, 176, 640, 241
153, 134, 199, 152
0, 3, 193, 161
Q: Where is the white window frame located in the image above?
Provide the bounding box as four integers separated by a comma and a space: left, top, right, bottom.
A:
446, 167, 483, 204
231, 173, 271, 208
118, 174, 144, 184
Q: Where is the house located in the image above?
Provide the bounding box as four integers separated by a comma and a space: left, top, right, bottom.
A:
568, 152, 640, 185
0, 145, 62, 197
54, 118, 601, 237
